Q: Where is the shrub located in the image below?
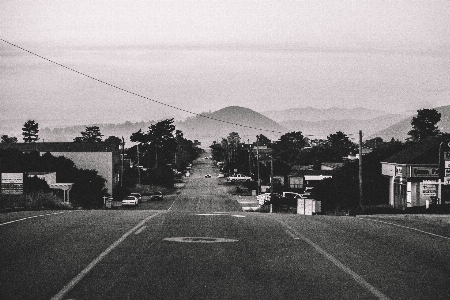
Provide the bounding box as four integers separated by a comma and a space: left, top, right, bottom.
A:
23, 191, 73, 209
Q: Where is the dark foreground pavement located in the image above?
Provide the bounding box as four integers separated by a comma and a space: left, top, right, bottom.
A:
1, 209, 450, 300
1, 156, 449, 299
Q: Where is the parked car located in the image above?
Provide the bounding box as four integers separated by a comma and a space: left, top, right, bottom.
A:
122, 195, 139, 206
150, 191, 163, 201
205, 174, 212, 178
130, 193, 142, 203
217, 173, 225, 178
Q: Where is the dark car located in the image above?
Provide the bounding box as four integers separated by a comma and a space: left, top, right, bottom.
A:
150, 191, 163, 201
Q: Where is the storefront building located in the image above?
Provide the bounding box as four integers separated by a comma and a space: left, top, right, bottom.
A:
0, 142, 120, 195
381, 136, 448, 209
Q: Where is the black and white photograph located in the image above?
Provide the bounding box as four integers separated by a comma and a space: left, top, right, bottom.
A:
1, 1, 450, 299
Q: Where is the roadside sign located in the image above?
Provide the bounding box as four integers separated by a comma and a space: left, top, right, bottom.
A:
440, 144, 450, 185
444, 177, 450, 185
1, 173, 23, 195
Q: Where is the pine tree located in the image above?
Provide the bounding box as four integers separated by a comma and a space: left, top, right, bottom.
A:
22, 120, 39, 143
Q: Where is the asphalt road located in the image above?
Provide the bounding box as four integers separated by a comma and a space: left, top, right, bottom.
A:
1, 155, 450, 299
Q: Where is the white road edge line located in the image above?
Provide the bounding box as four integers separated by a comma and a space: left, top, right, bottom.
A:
358, 217, 450, 241
134, 226, 147, 235
280, 222, 390, 300
0, 212, 66, 226
51, 211, 164, 300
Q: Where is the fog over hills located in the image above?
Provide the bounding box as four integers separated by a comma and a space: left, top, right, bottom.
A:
280, 114, 408, 140
3, 105, 446, 146
262, 107, 410, 122
367, 105, 450, 141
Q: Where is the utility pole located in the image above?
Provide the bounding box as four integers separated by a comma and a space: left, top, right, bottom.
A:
121, 137, 125, 187
137, 144, 141, 184
257, 135, 260, 194
359, 130, 363, 207
248, 139, 251, 175
270, 155, 274, 195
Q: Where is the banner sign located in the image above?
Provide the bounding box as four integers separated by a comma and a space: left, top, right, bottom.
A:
410, 167, 439, 178
1, 173, 24, 195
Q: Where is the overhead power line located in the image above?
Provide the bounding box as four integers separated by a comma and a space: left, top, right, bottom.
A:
1, 39, 284, 134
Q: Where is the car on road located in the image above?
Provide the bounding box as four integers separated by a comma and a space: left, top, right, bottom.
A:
149, 191, 163, 201
227, 173, 252, 182
122, 195, 139, 206
129, 193, 142, 203
205, 174, 212, 178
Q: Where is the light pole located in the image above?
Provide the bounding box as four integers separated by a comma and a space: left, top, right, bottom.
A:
359, 130, 363, 207
256, 135, 260, 194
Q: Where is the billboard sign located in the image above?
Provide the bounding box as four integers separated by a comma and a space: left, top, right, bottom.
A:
1, 173, 24, 195
252, 147, 272, 162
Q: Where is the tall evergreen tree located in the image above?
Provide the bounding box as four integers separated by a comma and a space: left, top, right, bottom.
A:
22, 120, 39, 143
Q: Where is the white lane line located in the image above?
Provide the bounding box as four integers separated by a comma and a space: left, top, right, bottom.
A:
168, 199, 176, 211
358, 217, 450, 241
284, 229, 300, 239
134, 226, 147, 235
0, 212, 66, 226
51, 211, 164, 300
280, 222, 390, 300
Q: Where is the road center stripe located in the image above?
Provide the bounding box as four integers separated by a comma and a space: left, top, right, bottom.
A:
51, 211, 164, 300
280, 221, 390, 300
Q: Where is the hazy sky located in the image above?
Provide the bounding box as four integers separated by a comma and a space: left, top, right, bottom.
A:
1, 0, 449, 126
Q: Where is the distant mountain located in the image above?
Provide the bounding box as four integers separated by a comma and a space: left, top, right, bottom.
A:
368, 105, 450, 141
175, 106, 286, 146
262, 106, 402, 123
280, 114, 407, 140
28, 106, 286, 147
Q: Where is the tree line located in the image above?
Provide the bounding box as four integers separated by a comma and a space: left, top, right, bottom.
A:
209, 108, 445, 212
1, 118, 203, 207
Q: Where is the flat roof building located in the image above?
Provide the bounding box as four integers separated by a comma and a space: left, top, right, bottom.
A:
0, 142, 121, 195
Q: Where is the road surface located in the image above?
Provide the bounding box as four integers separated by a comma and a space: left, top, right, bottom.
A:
1, 155, 449, 299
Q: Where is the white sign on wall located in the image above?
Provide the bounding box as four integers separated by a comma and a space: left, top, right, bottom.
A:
1, 173, 24, 195
420, 183, 437, 197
